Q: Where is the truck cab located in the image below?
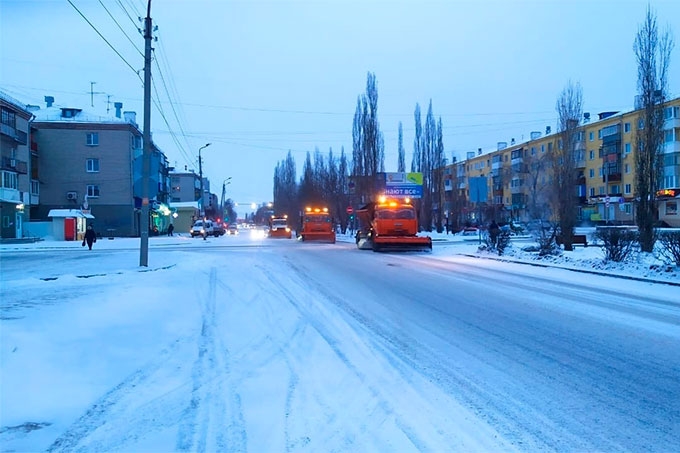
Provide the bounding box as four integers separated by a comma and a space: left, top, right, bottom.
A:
269, 215, 292, 238
299, 207, 336, 243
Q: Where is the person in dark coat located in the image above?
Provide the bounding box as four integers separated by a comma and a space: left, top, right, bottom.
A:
83, 225, 97, 250
168, 223, 175, 236
489, 220, 500, 247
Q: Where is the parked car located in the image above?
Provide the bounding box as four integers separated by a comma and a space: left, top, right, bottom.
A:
212, 221, 226, 236
190, 220, 214, 238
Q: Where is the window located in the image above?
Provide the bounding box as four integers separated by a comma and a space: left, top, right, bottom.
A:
541, 144, 545, 153
87, 185, 100, 197
589, 131, 594, 141
86, 158, 100, 172
665, 129, 675, 143
589, 169, 595, 178
598, 129, 602, 139
558, 139, 563, 149
624, 122, 631, 133
1, 108, 16, 127
589, 187, 595, 197
664, 106, 679, 120
611, 185, 620, 194
624, 204, 632, 214
625, 183, 632, 194
625, 142, 631, 154
2, 171, 18, 190
598, 167, 603, 177
131, 135, 142, 149
638, 118, 644, 129
589, 150, 595, 160
625, 163, 630, 174
599, 186, 606, 195
531, 146, 535, 155
667, 201, 678, 216
548, 142, 553, 152
86, 133, 99, 146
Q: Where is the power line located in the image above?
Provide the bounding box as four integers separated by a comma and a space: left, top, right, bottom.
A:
98, 0, 144, 57
66, 0, 140, 77
115, 0, 139, 29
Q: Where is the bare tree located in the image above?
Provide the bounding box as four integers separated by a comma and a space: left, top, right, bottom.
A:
553, 80, 583, 251
351, 72, 384, 203
633, 6, 674, 252
397, 121, 405, 172
523, 148, 552, 222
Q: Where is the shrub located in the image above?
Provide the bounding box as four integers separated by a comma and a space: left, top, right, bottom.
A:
656, 230, 680, 266
595, 227, 638, 262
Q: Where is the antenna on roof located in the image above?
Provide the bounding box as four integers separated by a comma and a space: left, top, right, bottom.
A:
89, 82, 104, 108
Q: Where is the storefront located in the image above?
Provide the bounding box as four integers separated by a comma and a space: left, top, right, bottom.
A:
657, 189, 680, 227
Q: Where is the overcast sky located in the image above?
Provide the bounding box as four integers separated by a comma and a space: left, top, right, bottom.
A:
1, 0, 679, 205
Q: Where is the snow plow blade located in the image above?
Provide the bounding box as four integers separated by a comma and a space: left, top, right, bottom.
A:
371, 236, 432, 252
300, 231, 336, 243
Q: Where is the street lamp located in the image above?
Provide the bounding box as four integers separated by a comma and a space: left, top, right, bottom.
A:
221, 177, 232, 219
198, 143, 211, 216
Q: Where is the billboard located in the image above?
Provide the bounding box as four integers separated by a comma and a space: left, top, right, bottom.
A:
382, 172, 423, 198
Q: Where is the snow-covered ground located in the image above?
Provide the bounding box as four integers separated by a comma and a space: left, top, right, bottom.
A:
1, 229, 678, 452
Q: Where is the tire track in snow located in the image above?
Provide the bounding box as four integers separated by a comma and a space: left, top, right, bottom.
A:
175, 267, 246, 452
256, 263, 430, 452
46, 337, 190, 452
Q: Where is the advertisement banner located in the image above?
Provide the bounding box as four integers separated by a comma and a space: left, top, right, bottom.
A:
383, 172, 423, 198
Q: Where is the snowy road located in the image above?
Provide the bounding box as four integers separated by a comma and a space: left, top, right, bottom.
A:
1, 236, 679, 452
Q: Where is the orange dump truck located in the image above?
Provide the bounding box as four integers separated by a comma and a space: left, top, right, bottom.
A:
299, 207, 336, 243
355, 197, 432, 252
269, 215, 292, 239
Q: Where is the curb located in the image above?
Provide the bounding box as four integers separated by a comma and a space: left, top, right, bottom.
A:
459, 253, 680, 287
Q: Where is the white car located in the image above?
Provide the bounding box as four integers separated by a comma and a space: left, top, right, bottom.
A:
190, 220, 214, 238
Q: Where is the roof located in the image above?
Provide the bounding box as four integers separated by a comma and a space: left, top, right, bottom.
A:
170, 201, 199, 209
48, 209, 95, 219
31, 106, 131, 125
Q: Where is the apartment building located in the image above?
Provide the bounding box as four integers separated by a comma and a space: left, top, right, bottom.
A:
31, 97, 171, 237
443, 96, 680, 228
0, 92, 33, 239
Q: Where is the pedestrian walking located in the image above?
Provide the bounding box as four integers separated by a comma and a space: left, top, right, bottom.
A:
83, 225, 97, 250
489, 220, 500, 247
168, 223, 175, 236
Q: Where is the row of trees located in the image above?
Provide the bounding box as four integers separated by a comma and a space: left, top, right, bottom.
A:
272, 7, 673, 254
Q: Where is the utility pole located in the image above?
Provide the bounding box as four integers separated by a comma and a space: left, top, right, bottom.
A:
198, 143, 211, 218
139, 0, 152, 267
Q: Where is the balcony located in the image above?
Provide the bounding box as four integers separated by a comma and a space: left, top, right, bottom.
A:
510, 186, 524, 195
492, 161, 503, 170
664, 117, 680, 130
0, 187, 20, 203
664, 141, 680, 154
1, 156, 28, 174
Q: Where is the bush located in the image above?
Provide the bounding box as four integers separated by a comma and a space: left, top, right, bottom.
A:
595, 227, 638, 263
478, 230, 512, 256
656, 230, 680, 266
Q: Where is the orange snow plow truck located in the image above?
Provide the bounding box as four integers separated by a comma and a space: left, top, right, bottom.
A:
299, 206, 336, 243
355, 196, 432, 252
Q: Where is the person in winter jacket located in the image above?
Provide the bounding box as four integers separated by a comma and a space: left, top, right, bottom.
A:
83, 225, 97, 250
489, 220, 500, 247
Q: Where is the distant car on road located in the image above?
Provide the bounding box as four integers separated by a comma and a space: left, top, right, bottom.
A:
191, 220, 214, 238
226, 224, 239, 235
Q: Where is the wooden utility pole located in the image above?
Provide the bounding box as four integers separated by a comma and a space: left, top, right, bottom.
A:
139, 0, 152, 266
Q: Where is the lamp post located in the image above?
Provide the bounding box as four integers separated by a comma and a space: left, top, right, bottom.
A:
221, 177, 232, 220
198, 143, 211, 217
